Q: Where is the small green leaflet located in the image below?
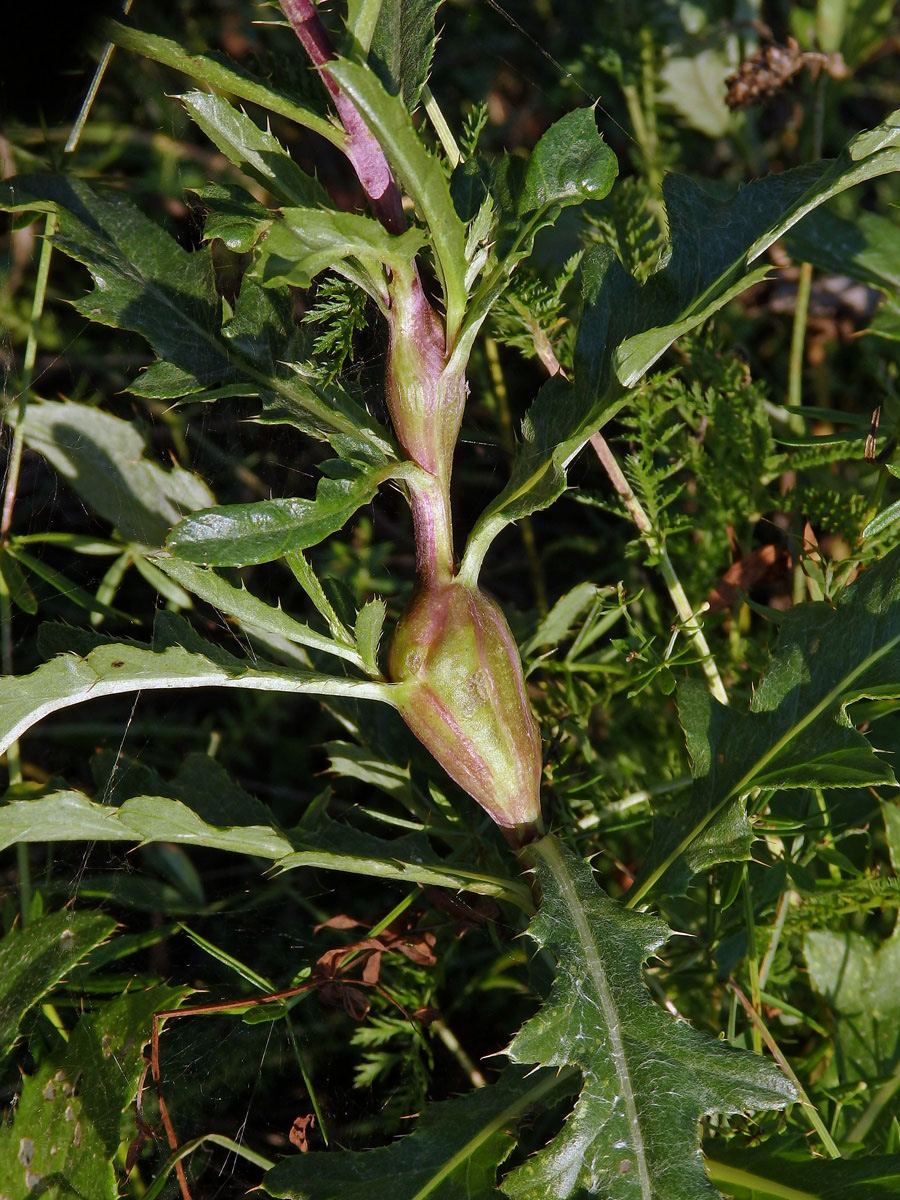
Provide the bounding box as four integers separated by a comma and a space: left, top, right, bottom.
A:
0, 910, 116, 1064
150, 555, 364, 669
167, 461, 420, 566
503, 836, 794, 1200
263, 1066, 561, 1198
256, 206, 425, 295
632, 545, 900, 904
453, 109, 617, 363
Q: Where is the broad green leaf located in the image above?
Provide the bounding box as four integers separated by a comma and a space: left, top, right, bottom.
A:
149, 555, 363, 668
0, 617, 391, 758
327, 58, 468, 341
707, 1146, 900, 1200
167, 460, 419, 565
785, 206, 900, 342
369, 0, 442, 109
612, 108, 900, 389
182, 90, 331, 208
0, 910, 116, 1063
256, 206, 425, 294
105, 19, 343, 147
632, 545, 900, 904
263, 1066, 559, 1198
11, 399, 214, 546
805, 927, 900, 1085
0, 984, 187, 1200
464, 107, 900, 571
503, 836, 794, 1200
354, 597, 387, 676
0, 177, 391, 463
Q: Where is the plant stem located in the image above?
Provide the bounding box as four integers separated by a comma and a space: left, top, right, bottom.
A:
729, 979, 842, 1160
2, 211, 56, 926
589, 433, 729, 706
742, 865, 762, 1055
787, 261, 813, 426
846, 1053, 900, 1144
279, 0, 406, 234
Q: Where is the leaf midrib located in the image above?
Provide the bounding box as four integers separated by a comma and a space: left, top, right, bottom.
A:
536, 836, 653, 1200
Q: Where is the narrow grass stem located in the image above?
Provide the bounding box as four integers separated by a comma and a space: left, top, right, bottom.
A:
741, 865, 763, 1055
846, 1053, 900, 1144
787, 261, 813, 425
589, 433, 729, 706
2, 212, 56, 927
729, 979, 842, 1160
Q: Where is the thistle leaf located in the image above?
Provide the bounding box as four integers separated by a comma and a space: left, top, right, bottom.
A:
504, 836, 795, 1200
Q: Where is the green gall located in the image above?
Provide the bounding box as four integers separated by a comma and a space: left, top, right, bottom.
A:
389, 579, 543, 836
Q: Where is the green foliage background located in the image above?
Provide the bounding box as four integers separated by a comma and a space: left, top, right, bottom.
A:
3, 2, 900, 1198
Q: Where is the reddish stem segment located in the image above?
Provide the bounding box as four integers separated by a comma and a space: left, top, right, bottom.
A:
279, 0, 406, 234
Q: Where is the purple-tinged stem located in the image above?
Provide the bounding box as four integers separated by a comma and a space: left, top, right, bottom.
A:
279, 0, 406, 235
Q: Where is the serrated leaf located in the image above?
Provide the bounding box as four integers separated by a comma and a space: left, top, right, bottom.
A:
263, 1066, 558, 1198
634, 546, 900, 902
369, 0, 441, 109
167, 460, 417, 565
182, 90, 331, 207
327, 57, 468, 341
0, 620, 391, 758
11, 399, 214, 546
455, 111, 617, 358
354, 597, 387, 676
0, 177, 392, 462
517, 109, 618, 217
149, 555, 363, 667
0, 984, 187, 1200
105, 19, 343, 147
197, 183, 273, 251
256, 206, 425, 293
0, 910, 116, 1064
503, 836, 794, 1200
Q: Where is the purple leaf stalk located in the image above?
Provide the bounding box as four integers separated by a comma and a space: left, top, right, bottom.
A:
281, 0, 543, 843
